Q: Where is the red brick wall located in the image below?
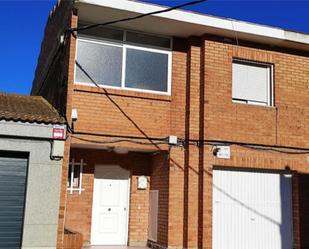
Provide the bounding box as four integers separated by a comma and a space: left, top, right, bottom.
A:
165, 37, 309, 249
66, 37, 309, 249
72, 85, 171, 139
63, 230, 83, 249
65, 149, 152, 245
198, 38, 309, 248
203, 37, 309, 148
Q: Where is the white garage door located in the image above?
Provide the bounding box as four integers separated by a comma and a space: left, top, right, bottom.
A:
213, 169, 293, 249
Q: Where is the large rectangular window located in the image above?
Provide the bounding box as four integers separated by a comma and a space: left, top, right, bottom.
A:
75, 25, 172, 95
232, 59, 273, 106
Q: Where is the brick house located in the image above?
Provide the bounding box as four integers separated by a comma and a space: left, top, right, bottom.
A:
31, 1, 309, 249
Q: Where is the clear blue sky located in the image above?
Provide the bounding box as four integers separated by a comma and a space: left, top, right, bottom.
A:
0, 0, 309, 95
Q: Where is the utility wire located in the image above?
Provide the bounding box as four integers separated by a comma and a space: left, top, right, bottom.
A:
69, 0, 208, 32
239, 144, 309, 155
37, 0, 209, 93
35, 0, 208, 118
72, 135, 168, 146
202, 141, 309, 155
231, 20, 239, 46
37, 0, 309, 155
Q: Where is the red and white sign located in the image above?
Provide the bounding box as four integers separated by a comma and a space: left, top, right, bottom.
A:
52, 125, 65, 140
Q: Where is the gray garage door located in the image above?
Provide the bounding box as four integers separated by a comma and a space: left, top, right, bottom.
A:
0, 154, 28, 249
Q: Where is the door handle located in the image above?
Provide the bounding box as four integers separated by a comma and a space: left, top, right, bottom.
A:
108, 208, 111, 211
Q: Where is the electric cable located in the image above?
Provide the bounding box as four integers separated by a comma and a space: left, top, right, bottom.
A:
34, 0, 309, 156
239, 144, 309, 155
71, 135, 168, 146
201, 140, 309, 155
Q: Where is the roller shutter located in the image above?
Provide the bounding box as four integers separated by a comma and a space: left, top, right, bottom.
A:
0, 154, 28, 249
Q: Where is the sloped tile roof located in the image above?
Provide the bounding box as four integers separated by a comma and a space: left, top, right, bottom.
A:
0, 93, 65, 124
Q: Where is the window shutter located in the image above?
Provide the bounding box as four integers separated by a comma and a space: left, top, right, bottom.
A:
232, 62, 270, 104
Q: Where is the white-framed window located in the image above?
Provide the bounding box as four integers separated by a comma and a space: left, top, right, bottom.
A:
232, 59, 273, 106
75, 24, 172, 95
67, 158, 86, 194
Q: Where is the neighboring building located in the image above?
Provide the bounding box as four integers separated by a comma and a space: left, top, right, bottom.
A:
0, 93, 66, 249
31, 1, 309, 249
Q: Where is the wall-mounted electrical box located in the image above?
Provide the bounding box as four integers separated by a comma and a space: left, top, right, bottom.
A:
51, 140, 65, 158
168, 135, 178, 145
215, 146, 231, 159
137, 175, 148, 190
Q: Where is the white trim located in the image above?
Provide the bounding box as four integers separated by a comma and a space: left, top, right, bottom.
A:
70, 158, 74, 194
79, 159, 84, 194
67, 158, 86, 194
270, 64, 274, 106
124, 43, 171, 54
75, 0, 309, 47
121, 37, 127, 89
74, 34, 172, 95
74, 37, 123, 88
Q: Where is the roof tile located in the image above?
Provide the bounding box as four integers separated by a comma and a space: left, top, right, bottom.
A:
0, 93, 65, 124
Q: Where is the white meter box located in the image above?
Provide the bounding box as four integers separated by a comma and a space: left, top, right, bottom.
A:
216, 146, 231, 159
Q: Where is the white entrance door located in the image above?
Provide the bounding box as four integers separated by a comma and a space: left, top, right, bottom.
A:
213, 169, 293, 249
91, 165, 130, 245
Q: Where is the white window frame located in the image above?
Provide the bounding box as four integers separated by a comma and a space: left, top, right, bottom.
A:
232, 59, 274, 107
67, 158, 85, 194
74, 30, 172, 96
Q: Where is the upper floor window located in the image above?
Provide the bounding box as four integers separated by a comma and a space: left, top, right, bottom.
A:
75, 24, 172, 95
232, 59, 273, 106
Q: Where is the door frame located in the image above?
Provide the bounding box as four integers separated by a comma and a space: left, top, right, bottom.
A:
90, 165, 131, 245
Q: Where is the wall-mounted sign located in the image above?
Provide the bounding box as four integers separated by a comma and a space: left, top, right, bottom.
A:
52, 125, 66, 140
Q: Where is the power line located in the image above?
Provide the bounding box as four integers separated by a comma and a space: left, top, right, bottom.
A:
69, 0, 208, 33
34, 0, 309, 156
239, 144, 309, 155
70, 135, 309, 154
200, 140, 309, 155
35, 0, 208, 94
71, 135, 168, 146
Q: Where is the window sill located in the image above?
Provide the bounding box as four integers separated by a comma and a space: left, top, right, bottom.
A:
232, 101, 276, 110
74, 83, 172, 102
